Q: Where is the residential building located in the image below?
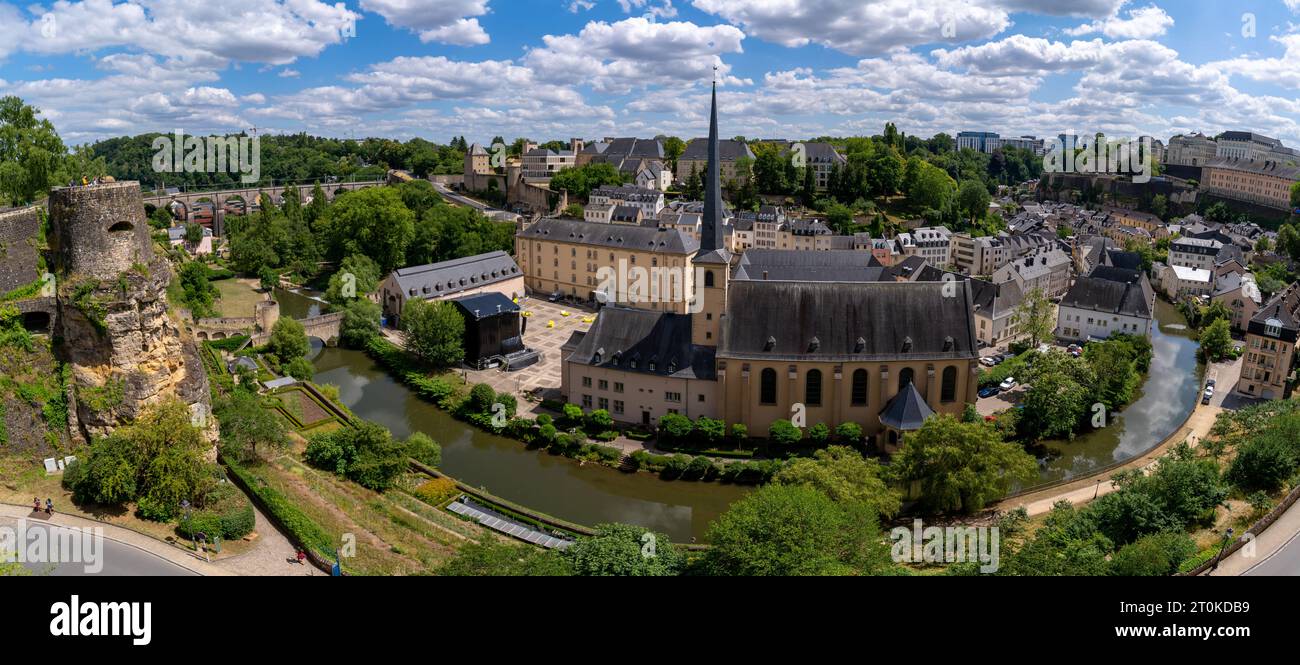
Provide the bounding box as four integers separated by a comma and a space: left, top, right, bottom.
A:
521, 144, 578, 180
379, 251, 524, 328
992, 248, 1072, 298
675, 137, 755, 184
1056, 266, 1156, 341
791, 141, 847, 190
1236, 282, 1300, 400
896, 226, 953, 266
1165, 133, 1218, 167
1212, 271, 1263, 333
589, 185, 665, 217
956, 131, 999, 153
1169, 237, 1225, 271
1161, 264, 1214, 299
465, 143, 493, 175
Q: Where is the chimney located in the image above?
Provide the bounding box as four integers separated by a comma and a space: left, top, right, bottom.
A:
762, 271, 769, 280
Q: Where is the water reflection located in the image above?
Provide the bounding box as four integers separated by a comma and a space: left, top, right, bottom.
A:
1031, 299, 1203, 486
311, 346, 748, 541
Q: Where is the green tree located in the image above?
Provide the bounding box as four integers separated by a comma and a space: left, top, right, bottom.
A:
768, 419, 803, 446
893, 415, 1037, 513
324, 253, 382, 306
401, 298, 465, 368
320, 187, 415, 273
267, 318, 311, 364
215, 391, 289, 463
1109, 531, 1197, 577
1011, 287, 1055, 347
1199, 318, 1233, 362
703, 484, 897, 576
773, 446, 902, 518
0, 96, 66, 206
957, 179, 991, 224
338, 298, 381, 348
563, 523, 685, 576
404, 432, 442, 467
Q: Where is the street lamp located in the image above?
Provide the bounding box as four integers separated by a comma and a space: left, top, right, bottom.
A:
180, 500, 193, 551
1094, 478, 1103, 499
1211, 528, 1235, 572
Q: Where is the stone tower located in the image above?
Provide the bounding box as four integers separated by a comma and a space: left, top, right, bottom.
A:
49, 182, 153, 281
691, 80, 732, 348
49, 182, 214, 445
255, 298, 281, 333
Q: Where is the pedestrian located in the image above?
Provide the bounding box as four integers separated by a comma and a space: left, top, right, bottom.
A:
33, 497, 40, 512
45, 498, 53, 515
296, 549, 306, 565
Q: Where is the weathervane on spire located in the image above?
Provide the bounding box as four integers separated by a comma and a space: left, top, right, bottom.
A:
713, 63, 718, 83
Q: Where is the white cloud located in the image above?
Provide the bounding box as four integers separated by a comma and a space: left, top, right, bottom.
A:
618, 0, 677, 18
691, 0, 1013, 55
524, 17, 748, 93
360, 0, 491, 45
279, 68, 300, 78
1065, 4, 1173, 40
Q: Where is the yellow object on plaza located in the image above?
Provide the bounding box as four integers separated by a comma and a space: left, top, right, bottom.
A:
561, 310, 570, 317
547, 320, 555, 328
582, 316, 594, 324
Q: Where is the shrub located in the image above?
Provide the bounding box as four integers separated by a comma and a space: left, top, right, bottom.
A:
467, 384, 496, 414
768, 419, 803, 446
61, 460, 84, 491
586, 409, 614, 432
808, 423, 830, 445
284, 357, 315, 381
835, 422, 863, 444
628, 450, 652, 471
684, 455, 717, 481
495, 392, 518, 419
538, 424, 558, 444
562, 404, 585, 428
693, 417, 726, 447
1226, 432, 1298, 493
1109, 531, 1197, 577
405, 432, 442, 468
660, 454, 691, 479
593, 430, 618, 442
304, 422, 406, 491
658, 413, 693, 444
536, 413, 553, 427
414, 477, 460, 505
729, 423, 749, 446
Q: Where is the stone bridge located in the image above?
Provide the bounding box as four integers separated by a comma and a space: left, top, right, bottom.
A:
141, 178, 385, 214
252, 312, 345, 346
193, 317, 257, 341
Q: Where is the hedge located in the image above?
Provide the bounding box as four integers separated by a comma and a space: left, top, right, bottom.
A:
225, 460, 336, 561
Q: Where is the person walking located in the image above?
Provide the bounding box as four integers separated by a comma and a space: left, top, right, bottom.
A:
33, 497, 40, 513
45, 498, 54, 515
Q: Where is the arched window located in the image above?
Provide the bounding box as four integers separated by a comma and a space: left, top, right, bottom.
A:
704, 270, 715, 288
760, 368, 777, 405
805, 369, 822, 406
941, 366, 958, 403
898, 367, 914, 392
851, 369, 868, 406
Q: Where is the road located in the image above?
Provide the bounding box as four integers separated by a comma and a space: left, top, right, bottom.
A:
1243, 529, 1300, 576
3, 517, 196, 576
432, 182, 496, 212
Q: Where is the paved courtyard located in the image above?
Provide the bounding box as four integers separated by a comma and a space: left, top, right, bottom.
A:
462, 296, 597, 401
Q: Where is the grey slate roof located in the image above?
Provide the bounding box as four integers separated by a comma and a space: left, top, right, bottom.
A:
1205, 157, 1300, 181
567, 306, 716, 380
1061, 268, 1154, 319
519, 218, 699, 254
720, 280, 978, 362
733, 249, 887, 282
1248, 281, 1300, 343
681, 137, 755, 162
390, 251, 521, 299
879, 382, 936, 431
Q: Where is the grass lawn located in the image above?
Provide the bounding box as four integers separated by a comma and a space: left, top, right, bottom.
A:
239, 454, 485, 575
0, 454, 258, 560
213, 277, 268, 319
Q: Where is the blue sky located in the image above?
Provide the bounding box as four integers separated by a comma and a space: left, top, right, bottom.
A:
3, 1, 1300, 149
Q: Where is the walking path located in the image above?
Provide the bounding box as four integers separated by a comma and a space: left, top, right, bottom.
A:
1211, 493, 1300, 576
992, 404, 1221, 516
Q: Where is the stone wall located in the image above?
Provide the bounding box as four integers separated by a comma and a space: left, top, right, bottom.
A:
49, 182, 215, 446
0, 206, 42, 294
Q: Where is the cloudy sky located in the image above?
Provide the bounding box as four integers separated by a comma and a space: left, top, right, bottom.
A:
3, 0, 1300, 149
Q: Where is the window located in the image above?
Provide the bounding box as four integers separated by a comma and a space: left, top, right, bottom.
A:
614, 382, 624, 393
598, 379, 609, 391
582, 377, 592, 388
898, 368, 915, 391
613, 400, 624, 414
598, 397, 609, 411
582, 395, 592, 408
941, 366, 958, 403
760, 368, 777, 405
705, 270, 715, 287
851, 369, 868, 406
665, 392, 682, 403
698, 394, 705, 402
805, 369, 822, 406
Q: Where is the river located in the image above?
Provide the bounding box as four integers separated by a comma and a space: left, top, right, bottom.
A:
279, 289, 1201, 537
1030, 298, 1204, 486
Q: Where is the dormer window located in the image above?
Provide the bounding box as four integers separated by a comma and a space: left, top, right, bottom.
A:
1265, 318, 1283, 337
944, 336, 955, 352
764, 336, 776, 352
902, 336, 913, 353
855, 337, 866, 353
593, 347, 604, 364
808, 336, 820, 353
648, 356, 658, 372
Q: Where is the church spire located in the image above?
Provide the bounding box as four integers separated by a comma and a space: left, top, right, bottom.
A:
697, 76, 729, 263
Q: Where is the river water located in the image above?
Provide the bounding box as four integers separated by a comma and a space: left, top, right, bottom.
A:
278, 289, 1201, 538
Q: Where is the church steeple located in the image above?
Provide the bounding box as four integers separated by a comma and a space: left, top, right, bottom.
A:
696, 78, 730, 264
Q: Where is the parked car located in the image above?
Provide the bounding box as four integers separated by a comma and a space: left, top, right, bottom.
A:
979, 386, 1001, 399
980, 357, 998, 367
547, 292, 563, 302
1206, 378, 1217, 388
1202, 387, 1214, 405
999, 377, 1018, 391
